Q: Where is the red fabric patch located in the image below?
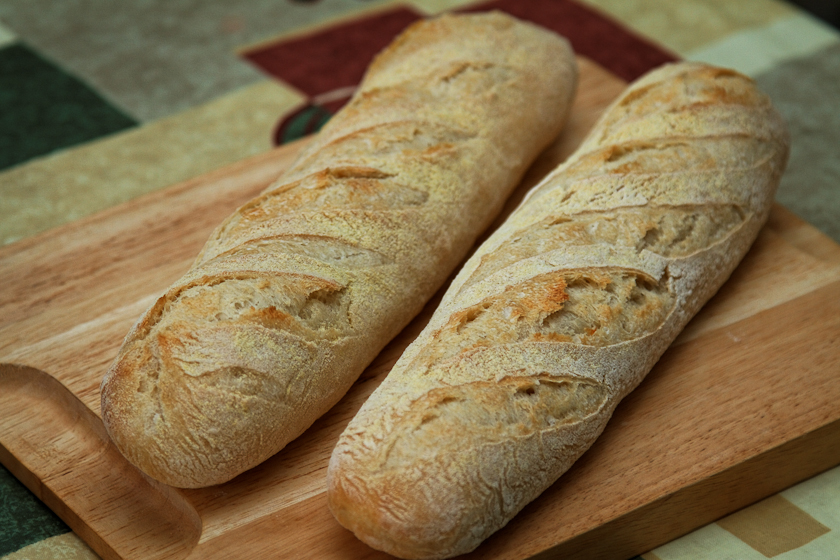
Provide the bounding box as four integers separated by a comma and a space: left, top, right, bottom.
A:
242, 0, 679, 144
242, 0, 677, 94
458, 0, 678, 82
244, 7, 423, 97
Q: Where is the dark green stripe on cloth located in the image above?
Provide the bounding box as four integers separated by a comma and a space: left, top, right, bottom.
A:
0, 43, 137, 171
0, 463, 69, 557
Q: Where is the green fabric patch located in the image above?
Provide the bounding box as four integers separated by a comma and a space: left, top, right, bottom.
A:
0, 463, 69, 556
279, 104, 332, 145
0, 43, 137, 171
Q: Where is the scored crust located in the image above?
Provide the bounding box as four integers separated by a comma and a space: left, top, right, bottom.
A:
99, 12, 578, 488
326, 62, 790, 559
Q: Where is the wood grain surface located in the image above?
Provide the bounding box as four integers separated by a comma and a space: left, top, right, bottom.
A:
1, 57, 839, 560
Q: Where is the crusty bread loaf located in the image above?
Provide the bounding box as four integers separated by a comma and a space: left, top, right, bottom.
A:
99, 12, 577, 488
326, 62, 790, 559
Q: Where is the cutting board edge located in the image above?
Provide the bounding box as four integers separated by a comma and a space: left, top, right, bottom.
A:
527, 414, 840, 560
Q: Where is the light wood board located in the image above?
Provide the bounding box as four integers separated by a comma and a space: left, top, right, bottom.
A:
1, 57, 840, 560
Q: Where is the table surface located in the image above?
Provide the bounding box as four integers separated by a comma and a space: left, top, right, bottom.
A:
1, 1, 839, 559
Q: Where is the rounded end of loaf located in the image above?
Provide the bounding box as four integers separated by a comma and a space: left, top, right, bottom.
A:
361, 9, 579, 150
101, 338, 271, 488
100, 297, 354, 488
100, 351, 229, 488
367, 10, 576, 82
326, 371, 613, 559
327, 396, 498, 559
327, 441, 485, 560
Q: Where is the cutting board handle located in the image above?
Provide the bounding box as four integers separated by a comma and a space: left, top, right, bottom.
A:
0, 363, 201, 560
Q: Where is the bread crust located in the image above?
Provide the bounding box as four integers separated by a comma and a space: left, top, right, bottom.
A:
99, 12, 577, 488
327, 62, 790, 559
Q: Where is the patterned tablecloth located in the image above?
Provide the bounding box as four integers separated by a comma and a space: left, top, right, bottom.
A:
1, 0, 839, 558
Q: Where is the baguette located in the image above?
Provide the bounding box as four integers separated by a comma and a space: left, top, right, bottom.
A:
327, 62, 790, 559
99, 12, 577, 488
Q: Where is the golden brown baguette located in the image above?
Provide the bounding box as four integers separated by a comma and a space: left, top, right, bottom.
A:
99, 12, 577, 488
326, 62, 790, 559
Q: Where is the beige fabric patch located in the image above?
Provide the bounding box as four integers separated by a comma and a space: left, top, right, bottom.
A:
0, 80, 304, 246
649, 522, 766, 559
782, 464, 840, 529
687, 13, 840, 77
406, 0, 480, 15
2, 532, 100, 560
717, 494, 830, 557
236, 0, 408, 54
578, 0, 796, 54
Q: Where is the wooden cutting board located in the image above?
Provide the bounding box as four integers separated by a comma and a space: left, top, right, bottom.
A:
2, 57, 839, 560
